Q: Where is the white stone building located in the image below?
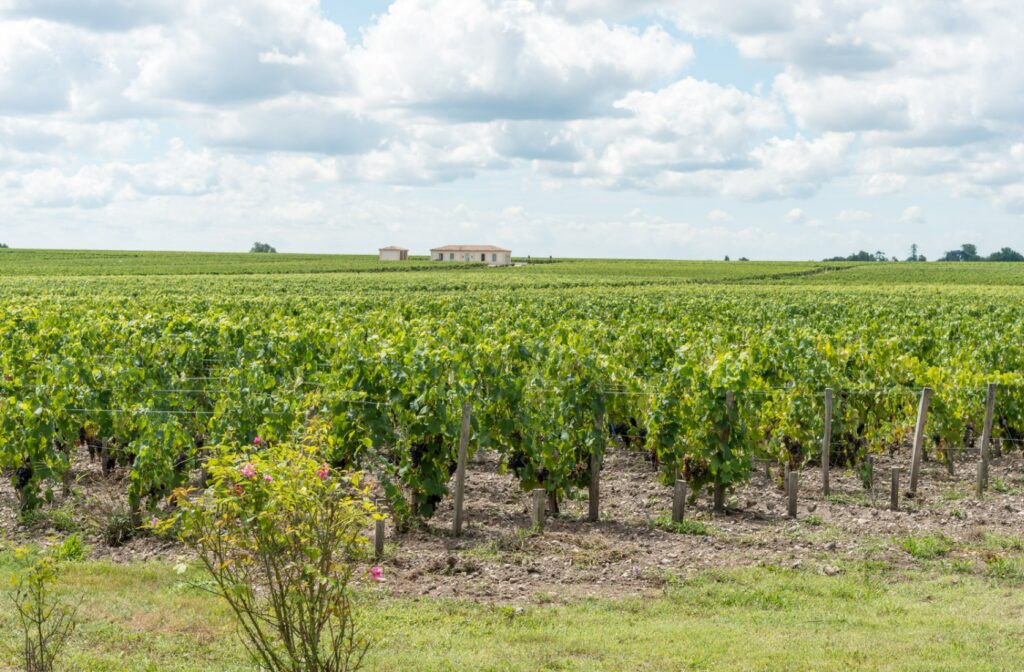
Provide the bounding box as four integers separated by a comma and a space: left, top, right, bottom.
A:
430, 244, 512, 266
379, 246, 409, 261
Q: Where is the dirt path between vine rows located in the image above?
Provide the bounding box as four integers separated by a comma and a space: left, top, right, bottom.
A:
2, 444, 1023, 604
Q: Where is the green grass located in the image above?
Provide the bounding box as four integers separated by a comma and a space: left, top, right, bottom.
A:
942, 486, 965, 501
3, 553, 1024, 670
900, 533, 955, 560
982, 556, 1024, 584
650, 514, 713, 536
989, 478, 1016, 494
8, 249, 1024, 288
826, 491, 872, 507
0, 249, 828, 280
976, 532, 1024, 552
0, 248, 448, 276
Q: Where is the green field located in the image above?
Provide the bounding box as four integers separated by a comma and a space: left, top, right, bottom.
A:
2, 550, 1023, 672
3, 249, 1024, 670
2, 248, 1023, 519
6, 247, 1023, 283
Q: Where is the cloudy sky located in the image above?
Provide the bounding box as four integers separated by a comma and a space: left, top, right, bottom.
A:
0, 0, 1021, 260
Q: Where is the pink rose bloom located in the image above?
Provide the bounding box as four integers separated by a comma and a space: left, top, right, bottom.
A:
240, 463, 257, 479
263, 474, 274, 483
368, 566, 384, 582
253, 436, 262, 446
233, 483, 244, 496
317, 464, 330, 482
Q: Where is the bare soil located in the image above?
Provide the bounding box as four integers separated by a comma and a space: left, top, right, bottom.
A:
3, 443, 1023, 604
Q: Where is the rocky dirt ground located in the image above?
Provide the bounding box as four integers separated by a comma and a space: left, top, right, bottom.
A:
3, 442, 1023, 604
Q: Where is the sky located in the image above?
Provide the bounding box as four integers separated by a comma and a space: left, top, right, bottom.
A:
0, 1, 1022, 260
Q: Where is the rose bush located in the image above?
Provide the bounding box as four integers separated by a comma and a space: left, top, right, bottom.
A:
158, 440, 383, 672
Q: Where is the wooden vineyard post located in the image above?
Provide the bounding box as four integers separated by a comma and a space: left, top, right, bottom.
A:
944, 443, 955, 477
787, 471, 798, 519
890, 468, 900, 511
531, 489, 546, 532
374, 517, 386, 559
714, 391, 735, 514
589, 417, 603, 523
908, 387, 933, 497
672, 476, 687, 524
822, 388, 833, 496
976, 462, 985, 499
452, 401, 472, 536
980, 383, 997, 489
784, 463, 791, 499
373, 497, 386, 559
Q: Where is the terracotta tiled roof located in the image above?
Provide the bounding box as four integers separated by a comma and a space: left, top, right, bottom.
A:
430, 244, 511, 253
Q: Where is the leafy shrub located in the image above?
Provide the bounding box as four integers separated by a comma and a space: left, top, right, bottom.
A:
5, 550, 78, 672
101, 506, 135, 548
161, 441, 381, 672
46, 505, 80, 534
53, 534, 87, 562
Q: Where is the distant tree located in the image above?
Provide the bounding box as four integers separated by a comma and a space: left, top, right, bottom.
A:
987, 247, 1024, 262
0, 243, 8, 249
824, 250, 879, 262
738, 257, 750, 261
941, 243, 981, 262
906, 243, 920, 262
724, 255, 731, 261
249, 242, 277, 254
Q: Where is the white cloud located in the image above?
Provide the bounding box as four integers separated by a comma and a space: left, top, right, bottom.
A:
0, 22, 74, 113
351, 0, 693, 121
269, 200, 324, 221
15, 165, 118, 208
862, 173, 907, 195
203, 96, 382, 154
707, 208, 733, 223
773, 73, 910, 132
128, 0, 352, 105
899, 205, 924, 223
836, 208, 871, 223
536, 78, 788, 195
1, 0, 1023, 257
2, 0, 180, 31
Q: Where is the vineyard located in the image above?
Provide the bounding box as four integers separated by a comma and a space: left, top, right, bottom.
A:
2, 251, 1024, 534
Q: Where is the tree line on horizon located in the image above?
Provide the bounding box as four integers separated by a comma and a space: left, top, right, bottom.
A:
825, 243, 1024, 263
